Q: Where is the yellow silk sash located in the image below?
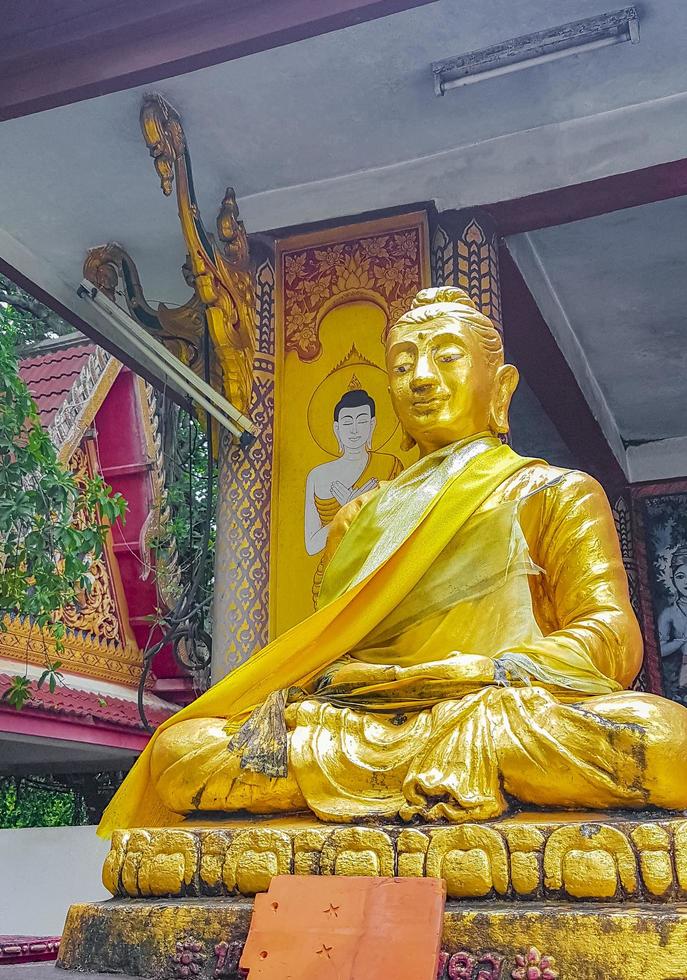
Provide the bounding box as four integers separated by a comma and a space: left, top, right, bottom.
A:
98, 439, 533, 835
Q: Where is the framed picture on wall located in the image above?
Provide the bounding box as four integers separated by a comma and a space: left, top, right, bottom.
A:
633, 479, 687, 706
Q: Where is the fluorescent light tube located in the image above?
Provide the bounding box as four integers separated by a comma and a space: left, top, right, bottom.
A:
433, 7, 640, 95
77, 281, 258, 445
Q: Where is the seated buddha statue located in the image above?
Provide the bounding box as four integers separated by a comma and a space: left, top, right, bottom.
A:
100, 287, 687, 836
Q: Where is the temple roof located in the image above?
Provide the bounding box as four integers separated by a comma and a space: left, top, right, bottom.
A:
15, 334, 185, 693
0, 672, 175, 733
16, 333, 122, 464
2, 336, 187, 763
19, 336, 96, 427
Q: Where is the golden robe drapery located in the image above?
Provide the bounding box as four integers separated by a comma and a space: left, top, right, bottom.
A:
100, 436, 687, 834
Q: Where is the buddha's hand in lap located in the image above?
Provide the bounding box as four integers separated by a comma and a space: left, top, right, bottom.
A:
314, 654, 496, 706
394, 654, 496, 687
319, 659, 397, 690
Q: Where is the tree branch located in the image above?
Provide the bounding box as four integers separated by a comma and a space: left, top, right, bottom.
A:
0, 284, 71, 338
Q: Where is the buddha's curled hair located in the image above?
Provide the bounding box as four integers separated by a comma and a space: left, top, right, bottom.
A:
393, 287, 503, 368
410, 287, 479, 312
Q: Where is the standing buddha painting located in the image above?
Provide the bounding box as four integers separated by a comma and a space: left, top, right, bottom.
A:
634, 481, 687, 706
270, 212, 430, 635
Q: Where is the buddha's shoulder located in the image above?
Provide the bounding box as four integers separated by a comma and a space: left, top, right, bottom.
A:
307, 458, 338, 482
502, 458, 607, 505
367, 451, 402, 479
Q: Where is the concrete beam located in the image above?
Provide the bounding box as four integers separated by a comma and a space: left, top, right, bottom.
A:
240, 91, 687, 233
0, 0, 437, 121
626, 436, 687, 483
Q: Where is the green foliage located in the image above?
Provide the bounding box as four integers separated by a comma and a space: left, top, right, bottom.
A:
0, 304, 126, 706
0, 776, 87, 828
2, 675, 33, 709
0, 274, 74, 352
163, 407, 216, 610
37, 659, 64, 694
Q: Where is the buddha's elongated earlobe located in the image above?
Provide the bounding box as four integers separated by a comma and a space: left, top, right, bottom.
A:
400, 427, 417, 452
366, 416, 377, 453
488, 364, 519, 435
333, 420, 343, 455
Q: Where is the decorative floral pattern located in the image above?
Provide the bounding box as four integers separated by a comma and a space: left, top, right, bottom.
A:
213, 940, 245, 978
173, 939, 557, 980
435, 950, 504, 979
431, 225, 453, 287
456, 217, 502, 334
61, 447, 121, 643
511, 947, 558, 980
171, 939, 205, 979
213, 255, 275, 670
282, 228, 425, 362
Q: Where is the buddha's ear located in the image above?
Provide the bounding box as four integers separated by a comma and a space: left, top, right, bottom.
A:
400, 426, 417, 452
333, 420, 343, 453
489, 363, 519, 435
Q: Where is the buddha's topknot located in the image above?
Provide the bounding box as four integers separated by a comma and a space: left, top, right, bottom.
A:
411, 287, 479, 312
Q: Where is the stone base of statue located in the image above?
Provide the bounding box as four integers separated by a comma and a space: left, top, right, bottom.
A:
58, 812, 687, 979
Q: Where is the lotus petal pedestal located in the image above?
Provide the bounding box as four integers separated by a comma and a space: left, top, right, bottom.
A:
58, 812, 687, 979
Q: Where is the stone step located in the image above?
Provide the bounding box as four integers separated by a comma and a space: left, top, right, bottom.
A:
58, 895, 687, 980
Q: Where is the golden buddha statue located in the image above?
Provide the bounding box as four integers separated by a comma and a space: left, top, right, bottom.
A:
100, 287, 687, 836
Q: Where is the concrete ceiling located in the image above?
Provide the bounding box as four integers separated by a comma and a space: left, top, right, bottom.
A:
1, 0, 686, 481
507, 196, 687, 481
2, 0, 687, 300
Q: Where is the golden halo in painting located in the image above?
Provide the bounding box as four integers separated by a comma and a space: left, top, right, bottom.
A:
307, 345, 399, 456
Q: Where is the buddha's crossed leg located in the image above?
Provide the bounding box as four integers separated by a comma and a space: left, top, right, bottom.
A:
150, 687, 687, 821
151, 717, 307, 816
495, 687, 687, 813
399, 686, 687, 821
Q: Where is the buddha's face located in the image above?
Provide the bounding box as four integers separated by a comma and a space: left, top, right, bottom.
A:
386, 310, 517, 455
334, 404, 376, 452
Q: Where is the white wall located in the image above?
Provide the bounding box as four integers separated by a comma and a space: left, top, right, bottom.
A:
0, 825, 109, 935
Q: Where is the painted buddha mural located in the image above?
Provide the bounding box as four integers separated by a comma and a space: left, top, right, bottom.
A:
305, 375, 402, 605
100, 287, 687, 835
659, 546, 687, 692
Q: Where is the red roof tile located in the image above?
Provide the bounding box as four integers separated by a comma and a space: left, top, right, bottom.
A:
0, 672, 176, 732
19, 343, 96, 427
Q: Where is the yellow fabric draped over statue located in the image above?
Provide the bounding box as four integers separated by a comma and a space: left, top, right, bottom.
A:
100, 438, 687, 835
99, 287, 687, 837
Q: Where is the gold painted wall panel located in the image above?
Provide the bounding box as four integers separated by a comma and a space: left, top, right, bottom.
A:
270, 213, 430, 636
